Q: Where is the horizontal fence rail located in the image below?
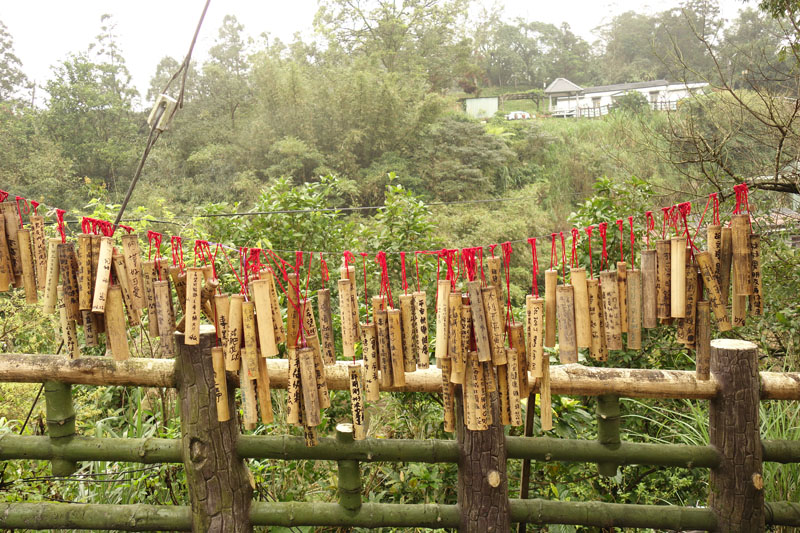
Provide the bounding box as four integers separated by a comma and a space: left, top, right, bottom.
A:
3, 353, 800, 400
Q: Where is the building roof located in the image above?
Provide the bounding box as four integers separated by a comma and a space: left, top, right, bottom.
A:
581, 80, 671, 94
544, 78, 583, 94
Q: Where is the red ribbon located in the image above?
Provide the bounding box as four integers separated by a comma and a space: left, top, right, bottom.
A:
615, 219, 624, 262
501, 241, 513, 327
15, 196, 28, 229
375, 251, 393, 308
598, 222, 608, 272
645, 211, 655, 248
628, 216, 635, 266
585, 225, 595, 279
320, 253, 329, 288
56, 209, 67, 243
527, 238, 539, 298
30, 200, 38, 216
0, 190, 8, 203
570, 228, 579, 269
171, 236, 184, 272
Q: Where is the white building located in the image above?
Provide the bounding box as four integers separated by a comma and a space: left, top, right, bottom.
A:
544, 78, 709, 117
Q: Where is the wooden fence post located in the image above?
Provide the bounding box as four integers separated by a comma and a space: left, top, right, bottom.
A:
44, 381, 77, 476
709, 339, 764, 532
457, 390, 510, 532
176, 324, 253, 533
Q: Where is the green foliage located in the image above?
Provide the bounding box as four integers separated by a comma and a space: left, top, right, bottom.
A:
609, 91, 651, 114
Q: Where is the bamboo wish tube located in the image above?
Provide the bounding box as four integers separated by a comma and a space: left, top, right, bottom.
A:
670, 237, 686, 318
497, 362, 511, 425
617, 262, 628, 333
441, 358, 456, 432
105, 285, 130, 361
120, 234, 145, 311
447, 292, 464, 384
694, 251, 731, 331
481, 285, 507, 365
224, 294, 243, 371
0, 216, 12, 292
375, 308, 392, 388
298, 347, 321, 427
540, 359, 553, 431
242, 301, 259, 381
30, 214, 47, 291
18, 230, 37, 304
695, 301, 711, 380
732, 292, 747, 328
57, 243, 80, 321
387, 308, 406, 387
571, 268, 591, 348
371, 295, 383, 329
435, 280, 450, 365
731, 214, 753, 296
719, 227, 733, 305
153, 280, 175, 357
256, 353, 274, 424
77, 234, 93, 310
626, 269, 642, 350
286, 348, 301, 425
338, 278, 356, 359
677, 262, 698, 346
212, 346, 230, 422
300, 298, 330, 409
82, 309, 98, 347
341, 264, 360, 337
556, 285, 578, 363
251, 279, 278, 358
214, 294, 230, 350
240, 356, 258, 430
544, 269, 557, 347
360, 322, 380, 401
707, 225, 722, 285
749, 234, 763, 316
112, 250, 140, 327
399, 294, 416, 372
0, 202, 22, 286
91, 237, 113, 314
467, 280, 492, 362
506, 347, 523, 426
57, 286, 80, 359
656, 240, 671, 319
508, 323, 528, 397
183, 267, 203, 345
526, 295, 544, 378
261, 270, 285, 343
412, 291, 430, 368
349, 365, 367, 440
641, 250, 657, 328
317, 288, 336, 364
587, 278, 607, 361
599, 271, 622, 351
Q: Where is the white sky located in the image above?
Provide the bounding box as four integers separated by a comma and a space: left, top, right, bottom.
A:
2, 0, 749, 105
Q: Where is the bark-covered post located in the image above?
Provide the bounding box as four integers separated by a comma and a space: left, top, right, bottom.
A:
44, 381, 77, 476
709, 339, 764, 532
336, 423, 362, 511
596, 394, 621, 477
456, 390, 510, 532
176, 324, 253, 532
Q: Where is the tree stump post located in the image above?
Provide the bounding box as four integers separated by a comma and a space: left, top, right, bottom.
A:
456, 390, 510, 532
44, 381, 77, 476
176, 324, 253, 532
709, 339, 764, 532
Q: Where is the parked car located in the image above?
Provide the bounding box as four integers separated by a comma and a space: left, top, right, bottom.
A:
505, 110, 532, 120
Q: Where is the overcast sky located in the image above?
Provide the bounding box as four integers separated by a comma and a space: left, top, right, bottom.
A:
2, 0, 748, 105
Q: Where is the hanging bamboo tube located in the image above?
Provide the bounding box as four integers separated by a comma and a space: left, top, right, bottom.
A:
617, 262, 628, 333
370, 295, 383, 330
463, 351, 476, 430
641, 250, 657, 328
732, 293, 747, 327
360, 322, 380, 401
467, 351, 489, 431
18, 230, 37, 303
483, 361, 497, 395
256, 353, 274, 424
120, 234, 145, 311
265, 270, 285, 343
112, 249, 140, 327
286, 348, 301, 425
696, 301, 711, 380
497, 362, 511, 425
348, 365, 367, 440
556, 284, 578, 363
540, 358, 553, 431
341, 264, 360, 337
694, 251, 732, 331
506, 347, 523, 426
183, 267, 203, 345
211, 346, 230, 422
435, 280, 451, 366
153, 280, 175, 357
57, 286, 80, 359
508, 323, 528, 397
656, 240, 671, 319
82, 310, 98, 347
29, 214, 47, 292
168, 266, 187, 314
707, 225, 722, 283
0, 216, 12, 292
587, 279, 608, 361
240, 356, 258, 430
214, 294, 230, 347
338, 278, 356, 359
375, 307, 392, 388
599, 271, 622, 350
241, 301, 259, 381
399, 294, 416, 372
467, 280, 492, 362
731, 214, 753, 296
0, 202, 22, 286
448, 292, 464, 384
224, 294, 243, 370
571, 268, 591, 348
91, 237, 113, 314
317, 288, 336, 364
719, 227, 733, 305
749, 234, 763, 315
105, 285, 130, 361
300, 297, 330, 409
670, 237, 686, 318
76, 234, 93, 310
387, 308, 406, 387
482, 285, 507, 365
526, 295, 544, 377
412, 291, 430, 368
56, 243, 80, 321
677, 261, 698, 346
544, 269, 557, 347
626, 269, 642, 350
298, 346, 321, 427
441, 357, 456, 432
251, 278, 278, 358
486, 256, 503, 305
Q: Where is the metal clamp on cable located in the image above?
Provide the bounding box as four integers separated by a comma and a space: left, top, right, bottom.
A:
147, 94, 178, 132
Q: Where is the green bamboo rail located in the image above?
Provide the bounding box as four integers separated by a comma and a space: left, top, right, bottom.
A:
3, 434, 798, 467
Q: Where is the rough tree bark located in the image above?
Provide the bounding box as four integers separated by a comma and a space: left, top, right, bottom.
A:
709, 339, 764, 532
176, 325, 253, 532
457, 389, 510, 532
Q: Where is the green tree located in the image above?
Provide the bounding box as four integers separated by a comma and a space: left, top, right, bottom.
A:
0, 20, 28, 103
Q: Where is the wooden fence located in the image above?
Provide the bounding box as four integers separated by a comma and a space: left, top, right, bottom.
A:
1, 328, 800, 531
